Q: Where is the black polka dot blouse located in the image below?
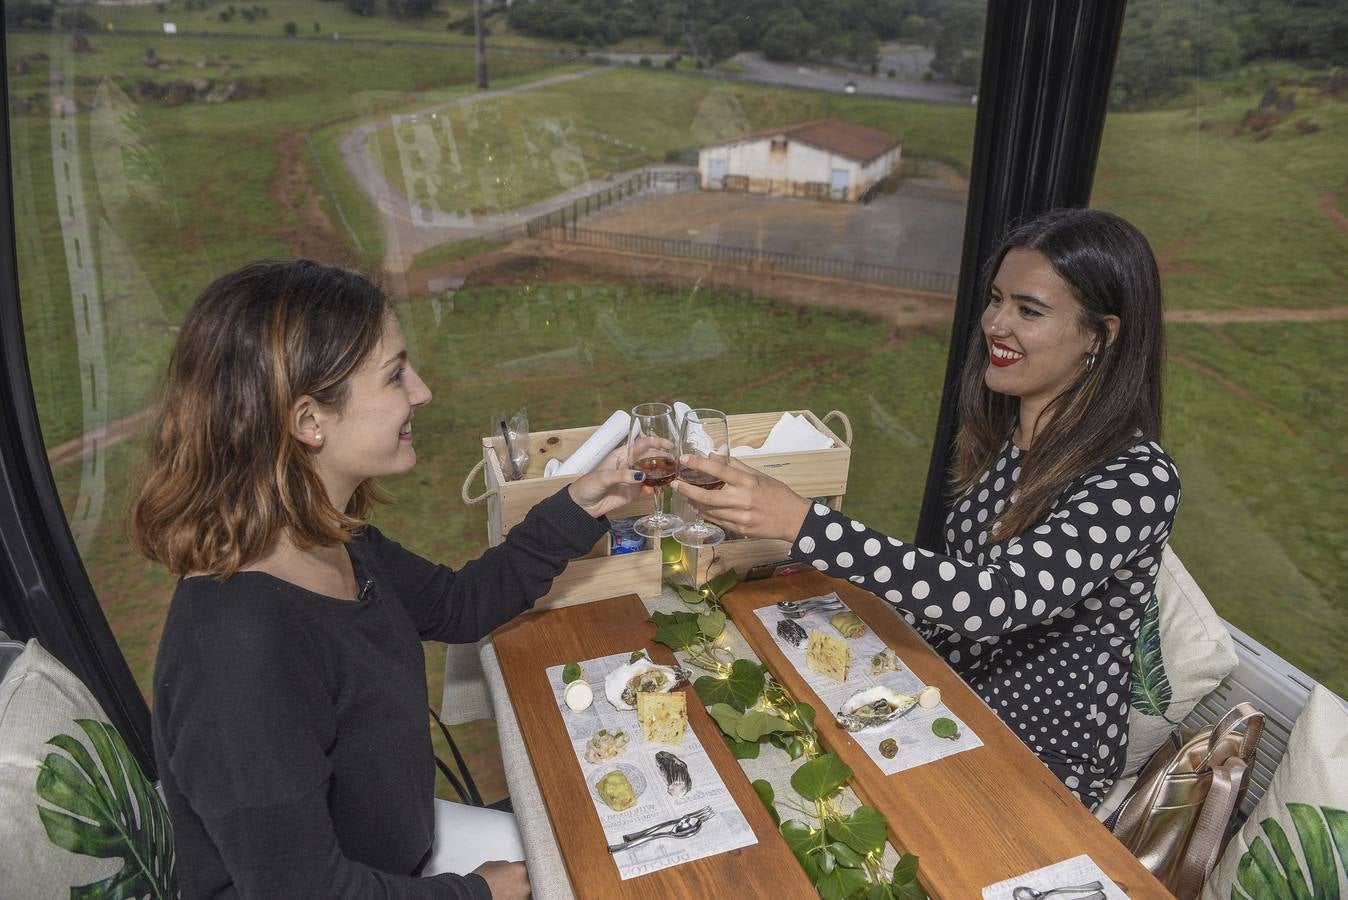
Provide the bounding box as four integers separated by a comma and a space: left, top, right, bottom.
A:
790, 436, 1181, 809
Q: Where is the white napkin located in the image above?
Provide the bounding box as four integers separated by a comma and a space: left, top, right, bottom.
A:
981, 854, 1127, 900
550, 410, 631, 477
673, 401, 715, 454
730, 412, 834, 457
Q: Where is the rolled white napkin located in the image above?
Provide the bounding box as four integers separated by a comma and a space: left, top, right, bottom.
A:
672, 401, 714, 455
543, 458, 561, 477
730, 412, 834, 457
553, 409, 631, 477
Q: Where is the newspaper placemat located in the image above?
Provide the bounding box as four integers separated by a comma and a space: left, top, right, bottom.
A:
546, 651, 757, 880
754, 594, 982, 774
981, 854, 1127, 899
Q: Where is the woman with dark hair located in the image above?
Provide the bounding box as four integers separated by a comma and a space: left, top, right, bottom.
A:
676, 208, 1178, 809
132, 260, 644, 898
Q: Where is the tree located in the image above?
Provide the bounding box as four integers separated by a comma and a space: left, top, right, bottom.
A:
929, 0, 984, 86
283, 20, 297, 35
1112, 0, 1241, 107
761, 12, 811, 61
387, 0, 435, 17
344, 0, 375, 16
705, 23, 738, 62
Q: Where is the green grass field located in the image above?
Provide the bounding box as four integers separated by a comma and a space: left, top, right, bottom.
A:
7, 21, 1348, 800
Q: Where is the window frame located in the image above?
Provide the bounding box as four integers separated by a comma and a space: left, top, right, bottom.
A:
0, 1, 1127, 781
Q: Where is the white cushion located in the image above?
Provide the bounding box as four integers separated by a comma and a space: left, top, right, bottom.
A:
0, 639, 176, 897
1202, 684, 1348, 899
1124, 547, 1237, 776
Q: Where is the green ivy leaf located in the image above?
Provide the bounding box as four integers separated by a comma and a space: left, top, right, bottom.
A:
693, 659, 764, 712
653, 619, 701, 651
561, 662, 581, 684
815, 862, 869, 900
780, 819, 820, 863
793, 701, 817, 733
866, 884, 894, 900
673, 582, 705, 607
891, 853, 927, 900
705, 567, 740, 599
649, 610, 698, 628
736, 709, 800, 742
706, 703, 743, 738
724, 733, 761, 759
827, 841, 863, 869
827, 805, 888, 856
815, 845, 836, 875
752, 780, 780, 827
790, 752, 853, 801
696, 609, 726, 639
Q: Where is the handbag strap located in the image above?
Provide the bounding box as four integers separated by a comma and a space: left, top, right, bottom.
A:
1202, 702, 1264, 768
1175, 756, 1247, 900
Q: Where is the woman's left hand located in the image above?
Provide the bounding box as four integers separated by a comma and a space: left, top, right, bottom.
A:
568, 444, 645, 519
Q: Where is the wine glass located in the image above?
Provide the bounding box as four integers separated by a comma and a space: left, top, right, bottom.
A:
674, 408, 729, 547
628, 403, 684, 539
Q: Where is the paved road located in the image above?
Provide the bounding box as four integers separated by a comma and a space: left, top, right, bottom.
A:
603, 48, 972, 105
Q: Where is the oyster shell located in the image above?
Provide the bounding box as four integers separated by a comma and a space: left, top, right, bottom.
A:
654, 750, 692, 798
604, 659, 691, 711
777, 617, 808, 648
834, 685, 917, 733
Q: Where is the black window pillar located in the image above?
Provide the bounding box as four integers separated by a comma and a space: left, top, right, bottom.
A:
0, 26, 155, 777
915, 0, 1127, 549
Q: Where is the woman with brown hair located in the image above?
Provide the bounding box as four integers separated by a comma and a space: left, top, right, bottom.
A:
132, 260, 644, 898
676, 208, 1179, 810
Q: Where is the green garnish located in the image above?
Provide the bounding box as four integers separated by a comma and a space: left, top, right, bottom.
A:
561, 662, 582, 684
932, 717, 960, 740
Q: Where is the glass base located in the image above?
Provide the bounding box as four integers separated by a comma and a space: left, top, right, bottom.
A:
674, 521, 725, 547
634, 513, 684, 538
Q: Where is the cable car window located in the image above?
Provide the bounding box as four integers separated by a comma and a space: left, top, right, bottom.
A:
1092, 0, 1348, 696
7, 1, 987, 799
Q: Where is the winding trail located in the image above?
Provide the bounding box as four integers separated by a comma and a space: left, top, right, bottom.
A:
339, 67, 621, 271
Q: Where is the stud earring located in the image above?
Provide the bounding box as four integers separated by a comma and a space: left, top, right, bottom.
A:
315, 432, 323, 444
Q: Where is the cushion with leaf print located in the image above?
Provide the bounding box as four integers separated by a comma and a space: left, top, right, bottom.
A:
1122, 547, 1238, 777
0, 638, 178, 899
1202, 684, 1348, 900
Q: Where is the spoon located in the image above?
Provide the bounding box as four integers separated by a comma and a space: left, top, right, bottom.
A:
607, 813, 707, 853
776, 597, 845, 618
1011, 882, 1104, 900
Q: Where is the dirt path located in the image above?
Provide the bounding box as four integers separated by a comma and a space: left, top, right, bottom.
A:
270, 130, 351, 264
1318, 192, 1348, 233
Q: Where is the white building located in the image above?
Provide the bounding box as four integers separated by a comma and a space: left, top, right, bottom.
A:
697, 119, 902, 202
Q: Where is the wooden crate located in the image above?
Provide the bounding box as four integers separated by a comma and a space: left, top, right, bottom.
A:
465, 409, 850, 609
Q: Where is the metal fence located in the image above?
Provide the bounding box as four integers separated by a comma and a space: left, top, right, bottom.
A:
535, 225, 959, 294
525, 169, 699, 237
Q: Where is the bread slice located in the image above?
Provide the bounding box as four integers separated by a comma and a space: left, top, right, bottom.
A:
807, 630, 849, 683
636, 691, 687, 745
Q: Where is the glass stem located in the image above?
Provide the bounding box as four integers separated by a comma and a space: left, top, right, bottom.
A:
652, 486, 663, 521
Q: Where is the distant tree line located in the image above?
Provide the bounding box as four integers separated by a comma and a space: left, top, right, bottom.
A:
1112, 0, 1348, 107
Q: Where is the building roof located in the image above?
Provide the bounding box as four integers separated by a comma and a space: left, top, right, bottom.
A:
702, 119, 902, 164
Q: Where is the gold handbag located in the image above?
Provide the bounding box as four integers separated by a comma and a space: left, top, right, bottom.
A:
1110, 702, 1264, 900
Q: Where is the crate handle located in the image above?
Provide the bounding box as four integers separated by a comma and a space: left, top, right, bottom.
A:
461, 458, 493, 506
822, 410, 852, 447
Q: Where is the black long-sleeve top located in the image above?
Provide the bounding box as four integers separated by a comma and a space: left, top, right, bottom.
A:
790, 436, 1180, 808
153, 487, 607, 899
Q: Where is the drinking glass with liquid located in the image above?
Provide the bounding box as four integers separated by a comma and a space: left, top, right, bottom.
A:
674, 408, 729, 547
628, 402, 684, 539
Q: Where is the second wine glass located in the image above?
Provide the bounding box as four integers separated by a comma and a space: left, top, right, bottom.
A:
674, 408, 729, 547
628, 402, 684, 539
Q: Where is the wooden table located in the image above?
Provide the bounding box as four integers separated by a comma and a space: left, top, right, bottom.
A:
722, 571, 1172, 898
492, 592, 816, 899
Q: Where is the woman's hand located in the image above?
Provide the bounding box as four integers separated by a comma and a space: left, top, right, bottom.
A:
669, 454, 811, 543
567, 444, 645, 519
471, 860, 530, 899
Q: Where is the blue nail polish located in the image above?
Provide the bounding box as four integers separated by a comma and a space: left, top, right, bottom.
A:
633, 472, 645, 482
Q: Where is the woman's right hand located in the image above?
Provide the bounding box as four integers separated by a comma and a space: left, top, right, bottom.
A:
669, 453, 811, 543
471, 860, 531, 899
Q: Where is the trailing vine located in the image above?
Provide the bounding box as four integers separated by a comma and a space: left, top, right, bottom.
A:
652, 571, 927, 900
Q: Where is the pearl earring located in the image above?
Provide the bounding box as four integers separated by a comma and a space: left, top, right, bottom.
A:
315, 432, 323, 444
